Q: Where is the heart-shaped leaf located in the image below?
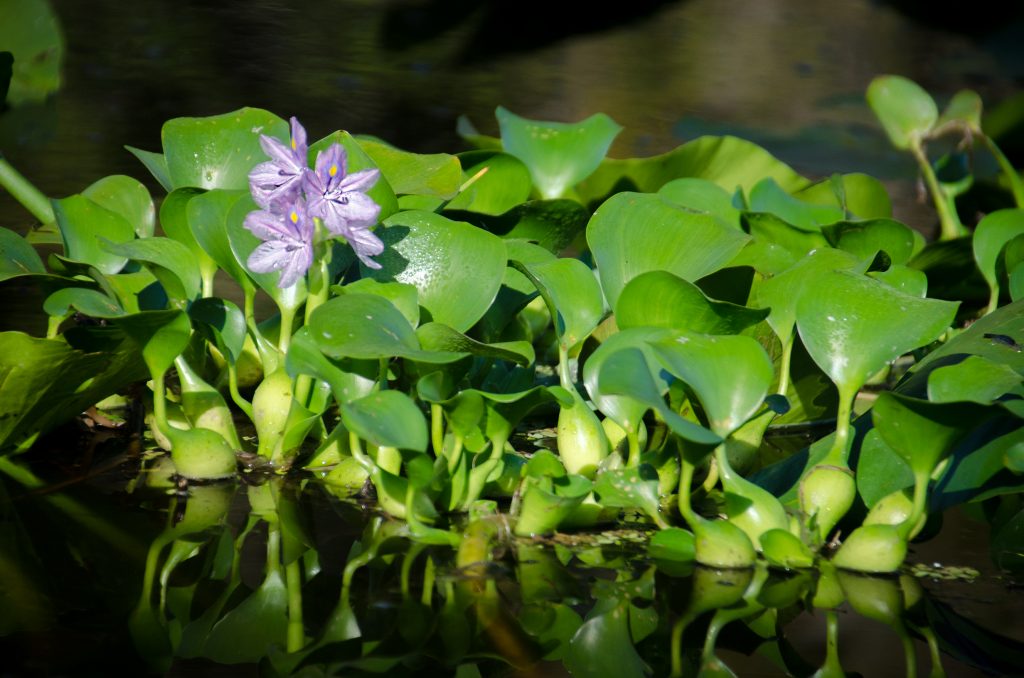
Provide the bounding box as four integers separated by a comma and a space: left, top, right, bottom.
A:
125, 146, 172, 192
189, 297, 247, 363
101, 236, 201, 303
588, 192, 749, 310
82, 175, 155, 238
53, 195, 135, 275
186, 189, 250, 287
444, 151, 532, 215
649, 332, 774, 437
748, 178, 844, 230
160, 187, 217, 290
744, 212, 829, 258
415, 322, 534, 366
973, 209, 1024, 311
512, 257, 604, 351
162, 108, 288, 190
0, 226, 45, 280
593, 465, 666, 527
823, 219, 920, 265
794, 173, 893, 220
43, 287, 123, 319
355, 136, 461, 198
616, 270, 767, 334
339, 279, 420, 328
496, 107, 621, 199
110, 310, 192, 377
658, 177, 741, 230
927, 355, 1022, 404
796, 270, 958, 398
285, 327, 375, 404
584, 327, 674, 432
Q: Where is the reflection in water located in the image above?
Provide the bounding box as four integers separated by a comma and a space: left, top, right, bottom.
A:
0, 456, 1018, 676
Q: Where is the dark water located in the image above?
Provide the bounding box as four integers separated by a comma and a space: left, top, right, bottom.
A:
2, 1, 1024, 675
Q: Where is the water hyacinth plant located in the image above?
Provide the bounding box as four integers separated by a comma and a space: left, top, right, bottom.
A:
1, 75, 1023, 675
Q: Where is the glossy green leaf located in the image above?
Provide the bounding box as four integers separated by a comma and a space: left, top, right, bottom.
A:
43, 287, 123, 319
872, 392, 985, 477
190, 297, 247, 363
1, 0, 62, 105
53, 195, 135, 275
370, 210, 506, 332
593, 465, 665, 525
342, 390, 427, 452
475, 240, 553, 341
869, 264, 928, 297
125, 146, 172, 193
796, 270, 958, 395
932, 426, 1024, 509
286, 328, 375, 405
496, 107, 621, 199
649, 332, 774, 437
616, 271, 767, 334
855, 429, 914, 507
823, 219, 918, 265
588, 192, 749, 310
911, 299, 1024, 377
794, 173, 893, 220
356, 137, 461, 198
456, 199, 590, 255
658, 177, 741, 230
744, 212, 829, 258
928, 355, 1022, 404
415, 322, 533, 366
974, 209, 1024, 305
101, 236, 201, 303
597, 345, 721, 446
82, 175, 155, 239
577, 135, 809, 205
163, 108, 288, 190
513, 257, 604, 350
566, 599, 648, 678
748, 178, 844, 230
445, 151, 532, 215
867, 75, 938, 150
310, 294, 417, 359
185, 189, 250, 286
309, 131, 398, 222
648, 527, 696, 562
515, 475, 593, 536
585, 328, 674, 432
340, 278, 420, 328
225, 195, 308, 308
0, 227, 44, 280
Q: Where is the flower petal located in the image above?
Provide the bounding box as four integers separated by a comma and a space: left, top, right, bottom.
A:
277, 242, 313, 288
288, 117, 308, 156
247, 240, 292, 273
314, 144, 348, 191
348, 227, 385, 269
338, 168, 380, 194
244, 209, 291, 241
259, 134, 301, 171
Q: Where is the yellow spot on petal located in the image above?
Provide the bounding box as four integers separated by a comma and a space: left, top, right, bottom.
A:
291, 139, 297, 150
290, 211, 299, 223
329, 165, 338, 177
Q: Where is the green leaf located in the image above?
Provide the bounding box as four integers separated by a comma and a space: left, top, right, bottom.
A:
496, 107, 621, 199
867, 75, 938, 150
584, 328, 674, 432
566, 599, 649, 678
744, 212, 829, 258
658, 178, 742, 230
796, 270, 958, 397
415, 322, 534, 366
513, 257, 604, 350
823, 219, 918, 265
649, 332, 774, 437
596, 345, 720, 446
371, 210, 506, 332
286, 328, 375, 404
515, 474, 593, 536
43, 287, 123, 319
342, 390, 428, 452
445, 151, 532, 215
856, 429, 914, 508
593, 465, 665, 525
0, 227, 44, 280
974, 209, 1024, 306
928, 355, 1022, 404
616, 271, 767, 334
310, 294, 418, 359
340, 278, 420, 328
872, 392, 987, 477
190, 297, 247, 363
748, 178, 844, 230
0, 0, 63, 105
793, 173, 893, 220
125, 146, 172, 193
355, 137, 461, 198
937, 89, 983, 132
101, 236, 201, 303
910, 299, 1024, 377
162, 108, 288, 190
455, 199, 589, 255
53, 194, 136, 275
577, 135, 809, 205
588, 192, 749, 310
869, 264, 929, 297
82, 175, 155, 239
110, 310, 192, 377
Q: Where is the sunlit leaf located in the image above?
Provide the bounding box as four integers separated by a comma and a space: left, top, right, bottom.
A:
53, 195, 135, 275
616, 271, 767, 334
342, 390, 428, 452
867, 75, 938, 150
101, 236, 201, 303
356, 136, 461, 198
658, 177, 741, 230
513, 257, 603, 350
0, 227, 44, 280
928, 355, 1022, 404
445, 151, 532, 215
82, 175, 155, 238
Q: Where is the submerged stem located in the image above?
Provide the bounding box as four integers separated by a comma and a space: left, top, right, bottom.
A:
285, 559, 305, 652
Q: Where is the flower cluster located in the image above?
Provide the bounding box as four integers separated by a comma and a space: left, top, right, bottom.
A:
245, 117, 384, 287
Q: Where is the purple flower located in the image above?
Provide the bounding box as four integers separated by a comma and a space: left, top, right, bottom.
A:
304, 143, 384, 269
244, 200, 314, 288
248, 117, 308, 212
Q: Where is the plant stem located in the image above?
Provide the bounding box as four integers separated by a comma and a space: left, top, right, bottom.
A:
777, 334, 794, 397
910, 142, 966, 240
824, 385, 855, 467
901, 469, 931, 541
677, 459, 698, 526
277, 303, 296, 356
227, 365, 254, 420
0, 157, 54, 224
431, 403, 444, 457
626, 426, 641, 468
